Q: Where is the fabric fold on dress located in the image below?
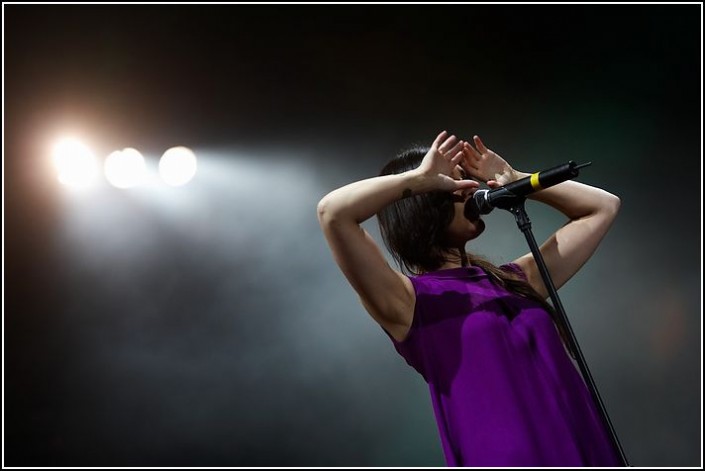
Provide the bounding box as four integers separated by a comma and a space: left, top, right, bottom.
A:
386, 264, 623, 467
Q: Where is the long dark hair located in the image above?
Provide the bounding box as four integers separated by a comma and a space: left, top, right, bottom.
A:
376, 146, 571, 352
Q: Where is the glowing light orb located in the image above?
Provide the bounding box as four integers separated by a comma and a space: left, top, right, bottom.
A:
104, 148, 147, 189
52, 138, 99, 188
159, 146, 197, 186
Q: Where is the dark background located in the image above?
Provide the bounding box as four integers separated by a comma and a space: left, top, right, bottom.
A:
4, 4, 701, 467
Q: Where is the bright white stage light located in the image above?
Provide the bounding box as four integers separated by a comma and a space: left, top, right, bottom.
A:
159, 146, 197, 186
104, 147, 147, 189
52, 138, 99, 188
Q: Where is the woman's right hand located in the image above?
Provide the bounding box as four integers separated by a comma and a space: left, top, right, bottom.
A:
414, 131, 481, 193
463, 135, 522, 188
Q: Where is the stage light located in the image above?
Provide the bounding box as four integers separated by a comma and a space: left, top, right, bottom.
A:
51, 138, 99, 188
159, 146, 197, 186
104, 147, 147, 189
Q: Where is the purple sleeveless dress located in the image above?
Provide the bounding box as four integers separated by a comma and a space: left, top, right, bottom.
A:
388, 264, 623, 467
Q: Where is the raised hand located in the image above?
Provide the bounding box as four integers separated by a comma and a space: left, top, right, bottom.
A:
416, 131, 481, 193
463, 135, 521, 188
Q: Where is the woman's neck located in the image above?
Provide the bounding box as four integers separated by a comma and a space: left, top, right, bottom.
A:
438, 249, 468, 270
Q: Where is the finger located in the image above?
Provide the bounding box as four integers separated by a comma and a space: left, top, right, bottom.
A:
450, 148, 465, 165
432, 130, 448, 150
487, 180, 502, 189
454, 179, 480, 190
473, 135, 489, 154
463, 141, 482, 159
460, 153, 480, 172
457, 154, 478, 178
439, 135, 458, 153
446, 140, 464, 159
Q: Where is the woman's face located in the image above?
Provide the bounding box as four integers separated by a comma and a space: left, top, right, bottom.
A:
445, 166, 486, 246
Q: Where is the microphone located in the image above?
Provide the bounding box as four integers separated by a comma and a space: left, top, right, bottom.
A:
465, 161, 592, 219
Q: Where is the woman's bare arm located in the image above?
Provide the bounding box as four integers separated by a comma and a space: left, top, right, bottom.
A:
463, 136, 620, 298
317, 131, 479, 340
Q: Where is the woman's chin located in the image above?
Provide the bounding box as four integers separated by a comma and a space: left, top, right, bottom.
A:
468, 219, 486, 240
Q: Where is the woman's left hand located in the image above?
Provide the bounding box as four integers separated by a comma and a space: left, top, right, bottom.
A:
463, 135, 523, 188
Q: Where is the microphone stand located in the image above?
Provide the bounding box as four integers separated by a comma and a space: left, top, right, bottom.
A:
498, 196, 630, 466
